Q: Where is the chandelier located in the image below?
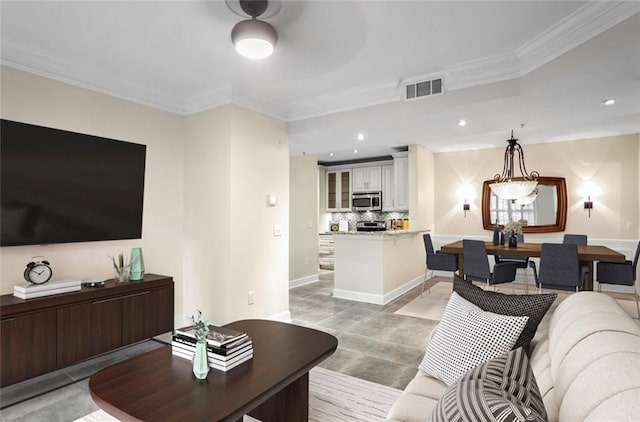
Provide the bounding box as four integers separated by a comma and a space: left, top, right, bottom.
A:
489, 131, 539, 200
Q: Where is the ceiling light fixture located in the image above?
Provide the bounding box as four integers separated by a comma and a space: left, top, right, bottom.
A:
357, 133, 365, 141
458, 120, 467, 126
603, 99, 615, 106
489, 130, 539, 200
231, 0, 277, 60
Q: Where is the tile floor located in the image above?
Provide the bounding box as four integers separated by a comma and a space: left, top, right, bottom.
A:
0, 271, 441, 421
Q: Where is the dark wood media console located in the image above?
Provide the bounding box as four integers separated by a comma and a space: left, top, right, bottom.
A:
0, 274, 174, 387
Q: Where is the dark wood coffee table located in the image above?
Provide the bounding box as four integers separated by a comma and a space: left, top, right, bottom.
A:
89, 319, 338, 422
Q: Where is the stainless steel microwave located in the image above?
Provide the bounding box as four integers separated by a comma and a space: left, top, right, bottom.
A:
352, 192, 382, 211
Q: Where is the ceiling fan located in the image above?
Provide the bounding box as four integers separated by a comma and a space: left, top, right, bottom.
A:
228, 0, 279, 60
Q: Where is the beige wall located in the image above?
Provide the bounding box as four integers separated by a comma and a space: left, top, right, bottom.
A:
1, 67, 290, 326
229, 106, 289, 323
434, 135, 640, 240
409, 145, 435, 232
182, 106, 232, 324
0, 67, 186, 319
183, 105, 289, 324
289, 154, 320, 284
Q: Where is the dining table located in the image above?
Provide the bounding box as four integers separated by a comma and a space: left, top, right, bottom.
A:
440, 240, 626, 291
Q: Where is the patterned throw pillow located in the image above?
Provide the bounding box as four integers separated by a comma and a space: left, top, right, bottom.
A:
419, 292, 528, 386
432, 347, 548, 422
453, 274, 557, 353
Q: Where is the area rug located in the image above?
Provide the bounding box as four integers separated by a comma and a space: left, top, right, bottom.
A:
395, 281, 638, 321
74, 367, 402, 422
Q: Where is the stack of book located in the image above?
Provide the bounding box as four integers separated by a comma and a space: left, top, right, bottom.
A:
171, 324, 253, 372
13, 279, 82, 299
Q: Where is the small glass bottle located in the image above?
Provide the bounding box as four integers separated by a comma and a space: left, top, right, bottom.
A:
403, 219, 409, 230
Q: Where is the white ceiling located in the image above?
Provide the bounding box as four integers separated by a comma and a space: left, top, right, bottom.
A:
2, 1, 639, 162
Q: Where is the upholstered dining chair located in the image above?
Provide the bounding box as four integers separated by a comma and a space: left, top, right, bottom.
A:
534, 243, 584, 292
462, 239, 518, 289
422, 234, 458, 296
563, 233, 589, 283
494, 233, 536, 292
596, 241, 640, 318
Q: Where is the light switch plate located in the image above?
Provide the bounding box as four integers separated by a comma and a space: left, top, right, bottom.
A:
273, 225, 282, 236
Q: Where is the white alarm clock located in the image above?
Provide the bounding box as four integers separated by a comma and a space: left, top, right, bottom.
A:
24, 256, 53, 285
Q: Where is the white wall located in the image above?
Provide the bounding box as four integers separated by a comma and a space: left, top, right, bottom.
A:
0, 67, 186, 317
289, 154, 320, 286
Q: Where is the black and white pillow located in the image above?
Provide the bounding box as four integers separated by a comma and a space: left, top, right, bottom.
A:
432, 347, 548, 422
453, 275, 557, 353
419, 292, 528, 386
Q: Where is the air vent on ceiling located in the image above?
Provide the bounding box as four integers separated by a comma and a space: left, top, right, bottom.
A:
404, 77, 443, 101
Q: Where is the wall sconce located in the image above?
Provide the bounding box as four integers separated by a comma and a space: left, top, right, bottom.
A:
584, 196, 593, 217
463, 201, 470, 218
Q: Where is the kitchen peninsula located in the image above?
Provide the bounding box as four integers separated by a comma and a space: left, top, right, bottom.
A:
332, 230, 427, 304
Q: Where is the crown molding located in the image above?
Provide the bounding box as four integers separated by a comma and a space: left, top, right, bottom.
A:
285, 1, 640, 121
182, 85, 233, 115
230, 87, 289, 122
285, 80, 400, 121
445, 53, 521, 91
516, 1, 640, 76
0, 39, 186, 114
2, 1, 637, 122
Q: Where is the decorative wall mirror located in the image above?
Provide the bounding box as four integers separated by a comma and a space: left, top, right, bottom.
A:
482, 177, 567, 233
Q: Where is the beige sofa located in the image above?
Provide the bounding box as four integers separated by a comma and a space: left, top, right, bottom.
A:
386, 292, 640, 422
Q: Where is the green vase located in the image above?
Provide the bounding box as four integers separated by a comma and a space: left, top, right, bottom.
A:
129, 247, 145, 281
192, 340, 209, 379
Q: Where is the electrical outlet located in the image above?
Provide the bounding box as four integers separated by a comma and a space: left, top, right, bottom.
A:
248, 291, 255, 305
273, 224, 282, 236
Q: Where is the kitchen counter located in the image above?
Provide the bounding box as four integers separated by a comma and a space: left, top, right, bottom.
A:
322, 230, 427, 236
332, 230, 428, 305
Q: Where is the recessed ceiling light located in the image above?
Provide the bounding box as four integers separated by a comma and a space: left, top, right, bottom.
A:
329, 153, 334, 156
458, 120, 467, 126
357, 133, 365, 141
354, 149, 358, 154
603, 99, 615, 106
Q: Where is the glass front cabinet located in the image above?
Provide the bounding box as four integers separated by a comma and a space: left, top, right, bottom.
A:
326, 169, 352, 211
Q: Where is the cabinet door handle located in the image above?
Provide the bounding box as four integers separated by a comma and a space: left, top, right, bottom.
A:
1, 317, 17, 323
120, 291, 150, 299
93, 291, 150, 304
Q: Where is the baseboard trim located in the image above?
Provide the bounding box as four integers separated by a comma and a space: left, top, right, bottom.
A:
267, 310, 292, 322
382, 275, 424, 304
289, 274, 319, 289
333, 289, 384, 305
333, 275, 425, 305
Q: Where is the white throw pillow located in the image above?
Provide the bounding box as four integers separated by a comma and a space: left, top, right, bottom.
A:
419, 292, 529, 386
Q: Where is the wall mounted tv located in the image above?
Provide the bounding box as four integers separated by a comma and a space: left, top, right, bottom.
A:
1, 119, 146, 247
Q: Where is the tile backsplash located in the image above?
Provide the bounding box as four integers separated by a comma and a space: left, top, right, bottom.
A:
330, 211, 409, 231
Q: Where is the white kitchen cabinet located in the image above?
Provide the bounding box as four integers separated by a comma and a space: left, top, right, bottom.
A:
394, 156, 409, 210
381, 157, 408, 211
382, 164, 395, 211
326, 169, 352, 211
352, 166, 382, 192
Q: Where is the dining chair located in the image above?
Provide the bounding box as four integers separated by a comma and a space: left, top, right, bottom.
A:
494, 233, 536, 292
563, 234, 587, 245
563, 233, 589, 283
422, 234, 458, 296
462, 239, 518, 289
534, 243, 584, 292
596, 241, 640, 318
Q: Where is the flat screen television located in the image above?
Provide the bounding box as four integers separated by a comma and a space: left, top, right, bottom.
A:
1, 119, 146, 247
